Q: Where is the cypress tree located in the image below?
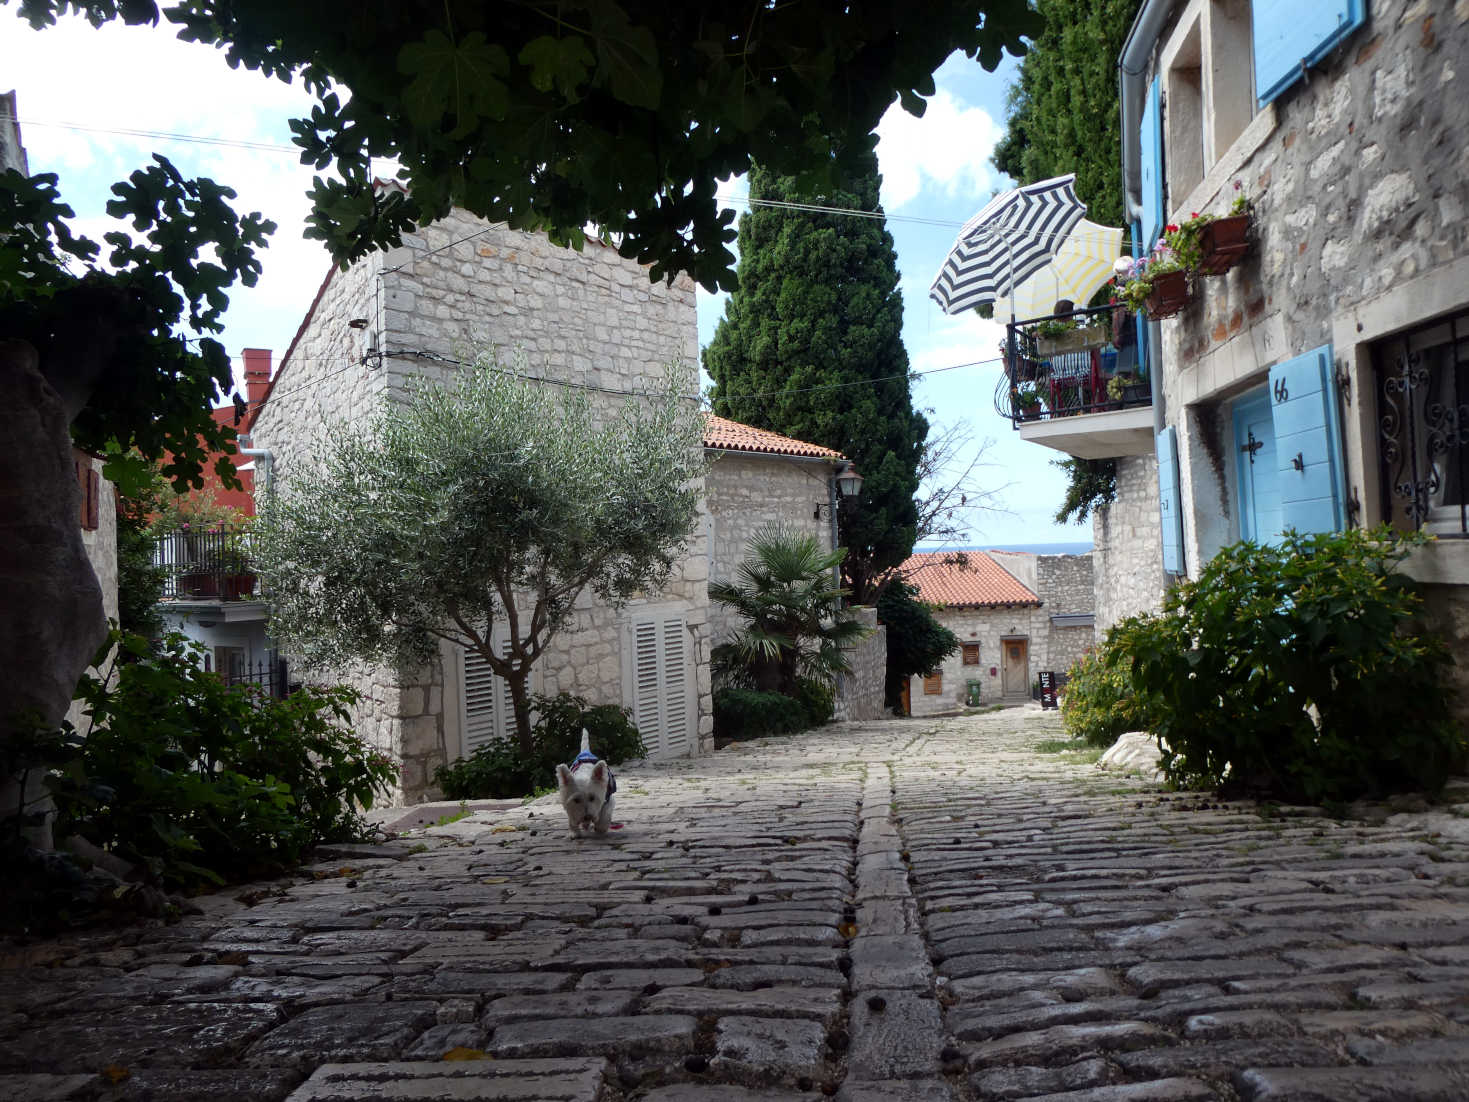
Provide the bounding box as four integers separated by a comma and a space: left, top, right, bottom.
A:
991, 0, 1143, 228
705, 149, 927, 603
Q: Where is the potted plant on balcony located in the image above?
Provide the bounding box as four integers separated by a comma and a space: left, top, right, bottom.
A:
1107, 373, 1150, 408
216, 523, 257, 601
1012, 382, 1045, 421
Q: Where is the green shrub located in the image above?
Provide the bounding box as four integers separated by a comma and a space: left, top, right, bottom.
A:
1108, 527, 1465, 803
713, 688, 809, 741
433, 692, 645, 799
1061, 644, 1156, 748
50, 631, 397, 891
792, 677, 835, 726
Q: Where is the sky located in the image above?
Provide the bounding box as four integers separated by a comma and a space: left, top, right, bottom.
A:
1, 13, 1088, 549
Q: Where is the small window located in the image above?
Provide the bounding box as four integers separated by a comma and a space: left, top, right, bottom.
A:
961, 643, 980, 666
923, 672, 943, 695
74, 451, 99, 531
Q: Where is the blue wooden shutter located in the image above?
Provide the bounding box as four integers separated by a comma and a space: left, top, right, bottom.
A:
1156, 425, 1184, 574
1269, 345, 1346, 535
1253, 0, 1367, 107
1139, 78, 1165, 249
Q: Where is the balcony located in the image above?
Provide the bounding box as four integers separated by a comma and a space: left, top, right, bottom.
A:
995, 303, 1156, 459
154, 525, 263, 604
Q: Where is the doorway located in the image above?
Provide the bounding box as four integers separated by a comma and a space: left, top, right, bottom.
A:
1232, 389, 1281, 544
1001, 636, 1029, 699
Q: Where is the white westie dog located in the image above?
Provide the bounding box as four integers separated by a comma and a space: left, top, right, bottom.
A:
555, 729, 616, 838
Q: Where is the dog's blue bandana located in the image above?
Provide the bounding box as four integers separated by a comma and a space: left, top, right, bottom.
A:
569, 750, 616, 795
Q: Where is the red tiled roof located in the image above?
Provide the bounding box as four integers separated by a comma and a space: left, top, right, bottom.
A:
703, 414, 845, 460
900, 551, 1040, 609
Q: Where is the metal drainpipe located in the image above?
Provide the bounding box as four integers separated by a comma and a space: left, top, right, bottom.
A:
236, 438, 274, 506
828, 468, 841, 587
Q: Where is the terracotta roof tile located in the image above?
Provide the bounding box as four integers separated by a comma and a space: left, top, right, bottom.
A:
900, 551, 1041, 609
703, 414, 845, 460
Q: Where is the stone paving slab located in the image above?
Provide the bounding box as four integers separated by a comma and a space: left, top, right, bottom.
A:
285, 1057, 606, 1100
3, 707, 1469, 1101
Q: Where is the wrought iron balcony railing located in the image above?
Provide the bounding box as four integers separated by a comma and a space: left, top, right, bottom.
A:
153, 525, 263, 601
995, 303, 1151, 426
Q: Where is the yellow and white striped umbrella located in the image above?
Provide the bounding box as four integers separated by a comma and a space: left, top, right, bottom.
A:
1003, 217, 1124, 319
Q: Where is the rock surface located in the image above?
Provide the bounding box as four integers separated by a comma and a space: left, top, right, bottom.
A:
3, 707, 1468, 1101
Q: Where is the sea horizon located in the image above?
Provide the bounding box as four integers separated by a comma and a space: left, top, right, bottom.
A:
914, 541, 1094, 556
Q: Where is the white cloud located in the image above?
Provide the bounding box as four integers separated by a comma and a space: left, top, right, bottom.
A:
875, 90, 1004, 210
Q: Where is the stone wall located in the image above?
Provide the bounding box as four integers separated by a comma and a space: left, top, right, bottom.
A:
1035, 553, 1097, 677
63, 457, 118, 735
832, 606, 887, 722
1094, 453, 1167, 634
253, 216, 709, 803
704, 451, 836, 645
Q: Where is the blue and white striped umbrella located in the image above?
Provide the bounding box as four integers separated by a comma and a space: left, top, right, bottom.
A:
929, 174, 1090, 318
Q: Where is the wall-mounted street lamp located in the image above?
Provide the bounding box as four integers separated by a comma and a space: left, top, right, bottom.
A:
814, 463, 864, 520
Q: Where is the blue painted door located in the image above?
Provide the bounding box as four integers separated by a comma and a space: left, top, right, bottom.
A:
1233, 390, 1282, 543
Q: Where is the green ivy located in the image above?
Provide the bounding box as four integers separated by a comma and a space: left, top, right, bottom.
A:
1107, 527, 1466, 803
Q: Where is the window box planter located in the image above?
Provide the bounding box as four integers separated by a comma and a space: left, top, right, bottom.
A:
1197, 214, 1250, 275
1144, 270, 1191, 319
1036, 324, 1108, 357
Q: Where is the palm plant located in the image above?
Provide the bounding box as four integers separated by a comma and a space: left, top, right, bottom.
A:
710, 528, 871, 697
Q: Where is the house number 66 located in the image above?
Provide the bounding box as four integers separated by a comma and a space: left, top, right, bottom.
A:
1273, 378, 1289, 403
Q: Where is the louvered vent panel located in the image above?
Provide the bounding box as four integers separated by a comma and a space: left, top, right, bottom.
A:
462, 645, 501, 752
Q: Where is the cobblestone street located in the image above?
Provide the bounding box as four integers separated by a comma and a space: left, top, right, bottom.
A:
3, 707, 1469, 1101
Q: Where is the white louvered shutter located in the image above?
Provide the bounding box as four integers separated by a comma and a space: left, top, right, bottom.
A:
661, 617, 690, 753
630, 613, 692, 758
633, 619, 663, 755
461, 636, 515, 752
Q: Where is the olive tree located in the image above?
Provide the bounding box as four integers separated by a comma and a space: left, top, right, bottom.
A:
255, 356, 704, 754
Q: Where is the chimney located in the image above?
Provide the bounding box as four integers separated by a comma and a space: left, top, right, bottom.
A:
242, 348, 272, 413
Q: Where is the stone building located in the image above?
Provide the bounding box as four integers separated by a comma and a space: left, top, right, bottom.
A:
1104, 0, 1469, 705
901, 550, 1095, 716
250, 212, 711, 803
701, 415, 887, 721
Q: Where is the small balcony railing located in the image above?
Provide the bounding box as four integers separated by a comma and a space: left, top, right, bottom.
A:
154, 525, 263, 601
995, 303, 1151, 425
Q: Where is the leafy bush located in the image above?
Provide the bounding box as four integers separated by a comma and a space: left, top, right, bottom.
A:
51, 632, 397, 891
1060, 645, 1156, 748
1107, 527, 1465, 803
792, 677, 835, 726
434, 692, 645, 799
713, 688, 810, 741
